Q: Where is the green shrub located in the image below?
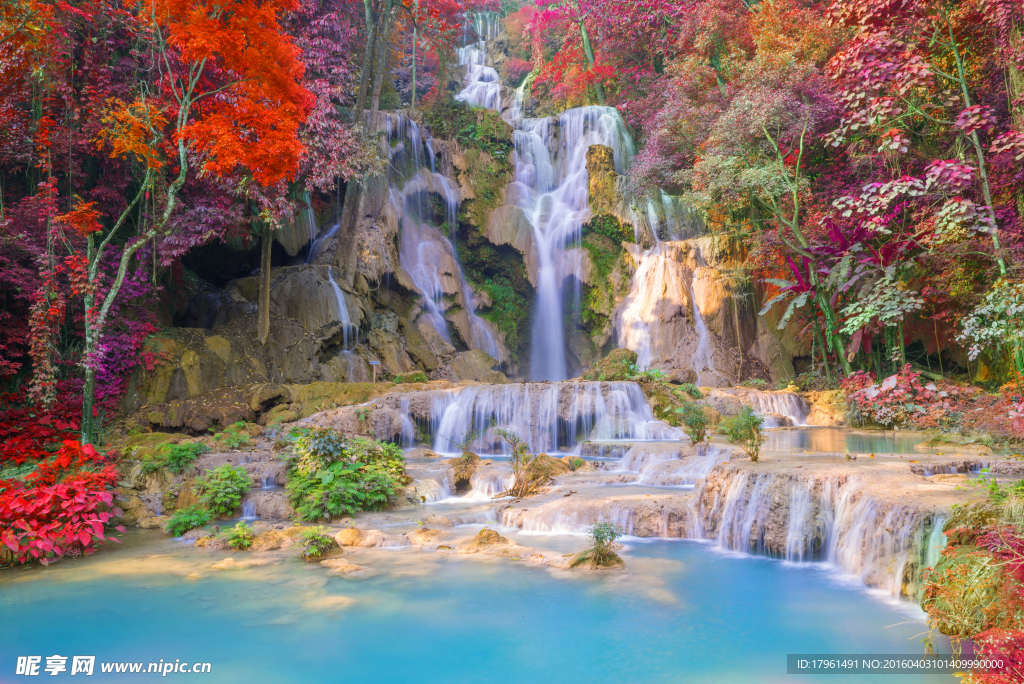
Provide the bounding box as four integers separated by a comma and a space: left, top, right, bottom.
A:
286, 428, 408, 522
164, 505, 211, 537
675, 383, 703, 399
139, 457, 164, 474
194, 465, 253, 518
161, 442, 210, 474
741, 378, 768, 390
300, 526, 337, 559
225, 522, 255, 550
720, 405, 765, 462
567, 457, 585, 472
675, 401, 708, 444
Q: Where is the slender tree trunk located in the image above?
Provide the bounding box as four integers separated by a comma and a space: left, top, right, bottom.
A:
411, 20, 417, 111
257, 229, 272, 345
369, 0, 395, 129
812, 321, 833, 384
354, 0, 378, 127
578, 22, 605, 106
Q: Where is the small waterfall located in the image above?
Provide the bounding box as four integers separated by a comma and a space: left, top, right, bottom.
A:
635, 443, 729, 487
408, 464, 453, 503
744, 391, 809, 427
261, 474, 276, 488
327, 267, 357, 350
307, 222, 340, 264
399, 397, 415, 447
241, 498, 257, 519
784, 481, 814, 561
688, 246, 715, 384
456, 12, 501, 111
923, 515, 947, 570
419, 381, 681, 455
468, 467, 515, 498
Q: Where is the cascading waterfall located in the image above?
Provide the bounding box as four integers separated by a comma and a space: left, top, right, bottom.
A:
456, 12, 501, 111
512, 107, 635, 380
743, 390, 809, 426
387, 113, 500, 356
392, 381, 681, 456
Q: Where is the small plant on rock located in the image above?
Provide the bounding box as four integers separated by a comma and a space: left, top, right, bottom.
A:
300, 525, 337, 559
572, 521, 624, 568
194, 465, 252, 518
164, 505, 211, 537
494, 427, 546, 498
226, 521, 255, 550
675, 400, 708, 444
567, 457, 585, 472
720, 405, 765, 462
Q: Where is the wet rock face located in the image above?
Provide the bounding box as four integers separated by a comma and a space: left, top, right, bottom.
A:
585, 144, 618, 217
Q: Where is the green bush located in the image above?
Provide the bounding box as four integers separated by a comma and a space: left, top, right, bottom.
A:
226, 522, 255, 550
741, 378, 768, 390
567, 457, 585, 472
675, 401, 708, 444
161, 442, 210, 474
720, 405, 765, 462
675, 383, 703, 399
286, 428, 408, 522
194, 465, 252, 518
626, 364, 667, 383
164, 505, 211, 537
139, 457, 164, 474
300, 526, 337, 559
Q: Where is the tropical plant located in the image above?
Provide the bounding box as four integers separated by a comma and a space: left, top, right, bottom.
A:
162, 442, 210, 474
720, 406, 765, 462
675, 401, 709, 444
225, 522, 255, 550
958, 279, 1024, 389
675, 384, 703, 400
300, 525, 337, 559
164, 506, 211, 537
493, 427, 545, 499
194, 465, 252, 518
571, 521, 624, 568
286, 428, 407, 521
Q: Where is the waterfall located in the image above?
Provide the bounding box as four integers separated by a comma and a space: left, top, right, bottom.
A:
390, 380, 682, 456
922, 515, 947, 570
307, 221, 340, 264
327, 267, 357, 350
744, 390, 809, 426
510, 107, 635, 380
262, 474, 276, 488
456, 12, 501, 111
241, 498, 257, 519
386, 114, 502, 357
784, 481, 814, 561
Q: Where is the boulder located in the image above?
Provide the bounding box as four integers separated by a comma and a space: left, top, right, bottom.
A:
448, 350, 508, 384
334, 528, 383, 548
320, 558, 368, 576
581, 348, 637, 381
667, 368, 698, 385
407, 528, 450, 545
456, 528, 510, 553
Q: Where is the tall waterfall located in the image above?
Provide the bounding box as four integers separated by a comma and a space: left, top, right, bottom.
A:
514, 108, 635, 380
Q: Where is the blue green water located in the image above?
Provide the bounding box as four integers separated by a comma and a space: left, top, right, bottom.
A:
0, 530, 953, 683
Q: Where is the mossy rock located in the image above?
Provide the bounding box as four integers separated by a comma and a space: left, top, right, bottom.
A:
582, 348, 637, 381
569, 548, 625, 570
126, 432, 186, 449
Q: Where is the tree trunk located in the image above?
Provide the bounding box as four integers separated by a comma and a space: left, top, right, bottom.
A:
354, 0, 378, 127
369, 0, 395, 129
411, 22, 417, 111
258, 230, 272, 345
578, 22, 605, 106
